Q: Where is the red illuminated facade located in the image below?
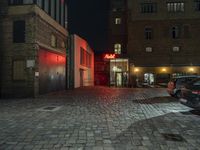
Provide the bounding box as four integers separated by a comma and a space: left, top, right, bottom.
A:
68, 35, 94, 88
0, 0, 68, 98
94, 54, 110, 86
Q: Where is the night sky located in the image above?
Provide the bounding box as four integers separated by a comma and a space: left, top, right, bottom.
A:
67, 0, 110, 53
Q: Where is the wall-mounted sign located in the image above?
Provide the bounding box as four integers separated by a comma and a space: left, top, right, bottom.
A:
104, 54, 116, 59
26, 60, 35, 68
35, 72, 39, 77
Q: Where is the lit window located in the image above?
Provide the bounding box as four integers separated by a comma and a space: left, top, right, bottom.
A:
115, 18, 121, 24
114, 44, 122, 54
51, 35, 57, 47
141, 3, 157, 13
173, 46, 180, 52
167, 2, 184, 12
145, 47, 152, 52
172, 26, 180, 39
144, 27, 153, 40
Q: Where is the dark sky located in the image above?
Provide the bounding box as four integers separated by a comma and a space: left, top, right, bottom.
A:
67, 0, 110, 53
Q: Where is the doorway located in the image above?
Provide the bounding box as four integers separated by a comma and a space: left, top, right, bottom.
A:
80, 69, 84, 87
144, 73, 155, 85
116, 72, 122, 87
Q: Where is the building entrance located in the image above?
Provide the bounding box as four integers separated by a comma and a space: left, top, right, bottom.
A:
110, 59, 129, 87
116, 72, 122, 87
144, 73, 155, 85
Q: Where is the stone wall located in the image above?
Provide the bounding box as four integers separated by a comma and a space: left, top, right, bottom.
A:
127, 19, 200, 66
0, 4, 68, 98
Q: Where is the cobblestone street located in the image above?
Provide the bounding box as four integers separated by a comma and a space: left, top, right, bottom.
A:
0, 87, 200, 150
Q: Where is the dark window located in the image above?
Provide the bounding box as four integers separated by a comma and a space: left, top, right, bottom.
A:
42, 0, 45, 9
24, 0, 34, 4
61, 0, 65, 26
172, 26, 180, 39
9, 0, 23, 5
13, 20, 25, 43
59, 0, 62, 24
44, 0, 49, 13
141, 3, 157, 13
80, 47, 85, 65
145, 27, 153, 40
195, 0, 200, 11
167, 2, 184, 12
64, 1, 68, 28
50, 0, 56, 19
56, 0, 60, 23
36, 0, 41, 7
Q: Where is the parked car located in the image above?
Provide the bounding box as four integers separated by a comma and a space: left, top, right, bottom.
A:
167, 75, 199, 98
179, 78, 200, 110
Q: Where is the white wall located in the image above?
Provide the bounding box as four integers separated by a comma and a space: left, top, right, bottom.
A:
73, 35, 94, 88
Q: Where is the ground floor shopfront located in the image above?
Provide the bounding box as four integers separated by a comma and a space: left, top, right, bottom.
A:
129, 66, 200, 87
109, 59, 129, 87
95, 55, 200, 87
94, 54, 129, 87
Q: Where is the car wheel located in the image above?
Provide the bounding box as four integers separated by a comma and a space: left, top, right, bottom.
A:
175, 91, 181, 98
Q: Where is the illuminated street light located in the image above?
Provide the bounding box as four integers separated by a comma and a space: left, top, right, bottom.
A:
189, 67, 194, 72
162, 68, 166, 72
134, 68, 139, 73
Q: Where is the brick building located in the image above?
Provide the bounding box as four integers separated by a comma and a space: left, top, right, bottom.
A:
109, 0, 200, 86
0, 0, 68, 98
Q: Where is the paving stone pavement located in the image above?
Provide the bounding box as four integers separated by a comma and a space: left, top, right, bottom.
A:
0, 87, 200, 150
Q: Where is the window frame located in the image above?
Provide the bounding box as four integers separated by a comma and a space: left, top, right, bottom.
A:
167, 2, 185, 12
171, 26, 180, 39
144, 27, 153, 40
13, 20, 26, 43
114, 43, 122, 54
115, 18, 122, 25
12, 60, 26, 81
141, 3, 157, 13
194, 0, 200, 11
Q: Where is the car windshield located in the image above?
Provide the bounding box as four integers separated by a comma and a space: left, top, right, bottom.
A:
191, 78, 200, 86
186, 78, 200, 89
176, 77, 196, 84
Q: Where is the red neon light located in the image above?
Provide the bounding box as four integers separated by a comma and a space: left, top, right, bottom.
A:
104, 54, 116, 59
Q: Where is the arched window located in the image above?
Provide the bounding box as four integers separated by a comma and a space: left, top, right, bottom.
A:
145, 27, 153, 40
172, 26, 180, 39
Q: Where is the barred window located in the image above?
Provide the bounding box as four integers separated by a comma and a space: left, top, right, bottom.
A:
167, 2, 184, 12
141, 3, 157, 13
